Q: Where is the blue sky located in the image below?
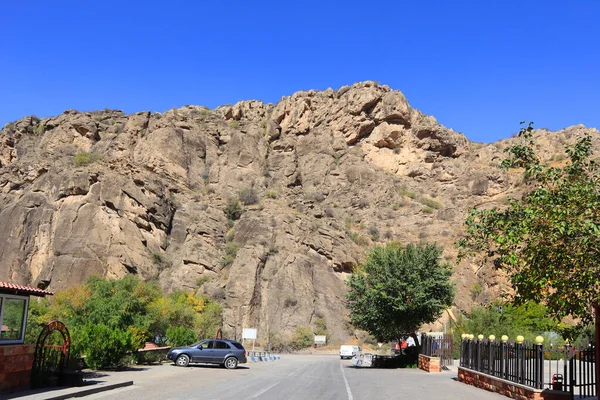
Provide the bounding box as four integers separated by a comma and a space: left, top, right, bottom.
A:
1, 1, 598, 143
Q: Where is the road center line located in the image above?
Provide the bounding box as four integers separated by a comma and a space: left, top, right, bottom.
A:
250, 382, 279, 398
339, 362, 354, 400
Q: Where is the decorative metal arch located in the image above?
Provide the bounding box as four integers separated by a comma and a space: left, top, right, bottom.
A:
31, 320, 71, 388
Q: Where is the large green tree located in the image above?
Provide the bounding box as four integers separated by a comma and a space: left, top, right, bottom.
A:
458, 122, 600, 329
346, 243, 455, 342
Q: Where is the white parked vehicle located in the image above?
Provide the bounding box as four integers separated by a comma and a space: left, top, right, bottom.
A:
339, 345, 361, 360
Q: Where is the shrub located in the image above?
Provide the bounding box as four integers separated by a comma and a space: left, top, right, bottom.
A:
290, 326, 314, 350
284, 298, 298, 308
222, 243, 239, 267
349, 232, 369, 246
418, 197, 443, 210
267, 246, 279, 255
75, 324, 139, 369
239, 188, 259, 205
368, 225, 380, 241
228, 121, 240, 129
225, 199, 243, 221
73, 152, 103, 166
422, 207, 434, 214
196, 276, 212, 287
265, 190, 277, 199
399, 188, 417, 199
314, 317, 328, 336
166, 326, 197, 347
470, 283, 483, 301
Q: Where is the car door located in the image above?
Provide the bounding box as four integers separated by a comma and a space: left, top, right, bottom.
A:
212, 341, 232, 363
192, 340, 214, 363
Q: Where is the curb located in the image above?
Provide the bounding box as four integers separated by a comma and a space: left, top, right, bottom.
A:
25, 381, 134, 400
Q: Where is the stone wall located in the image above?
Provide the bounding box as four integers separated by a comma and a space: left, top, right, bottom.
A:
458, 366, 571, 400
418, 354, 441, 372
0, 344, 34, 393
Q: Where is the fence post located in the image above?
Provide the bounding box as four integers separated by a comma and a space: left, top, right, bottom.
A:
516, 335, 524, 384
488, 335, 495, 375
534, 336, 544, 389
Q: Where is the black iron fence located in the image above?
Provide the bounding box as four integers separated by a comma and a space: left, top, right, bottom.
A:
544, 344, 596, 398
420, 334, 454, 368
460, 338, 544, 389
460, 337, 596, 398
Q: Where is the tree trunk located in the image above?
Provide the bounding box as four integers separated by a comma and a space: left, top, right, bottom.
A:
595, 305, 600, 397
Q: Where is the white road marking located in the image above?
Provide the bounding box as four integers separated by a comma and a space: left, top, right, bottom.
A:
339, 362, 354, 400
250, 382, 279, 398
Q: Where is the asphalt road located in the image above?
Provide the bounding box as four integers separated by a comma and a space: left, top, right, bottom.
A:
84, 355, 506, 400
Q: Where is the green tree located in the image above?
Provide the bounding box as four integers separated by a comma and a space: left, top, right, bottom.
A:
458, 122, 600, 330
346, 243, 455, 342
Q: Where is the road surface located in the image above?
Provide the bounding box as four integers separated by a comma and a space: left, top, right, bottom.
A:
85, 355, 505, 400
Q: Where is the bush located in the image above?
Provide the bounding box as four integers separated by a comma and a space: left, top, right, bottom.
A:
418, 197, 443, 210
349, 232, 369, 246
222, 243, 239, 267
239, 188, 259, 205
265, 190, 277, 199
284, 298, 298, 308
290, 326, 314, 350
314, 317, 328, 336
166, 326, 197, 347
225, 199, 243, 221
73, 152, 103, 166
75, 324, 139, 369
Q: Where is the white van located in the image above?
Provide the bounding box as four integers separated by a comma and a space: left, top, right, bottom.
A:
339, 345, 361, 359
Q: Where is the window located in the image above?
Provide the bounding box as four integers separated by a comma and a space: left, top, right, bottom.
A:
0, 294, 29, 344
215, 341, 230, 349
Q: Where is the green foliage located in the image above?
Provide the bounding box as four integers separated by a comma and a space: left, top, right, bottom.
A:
418, 197, 443, 209
313, 317, 328, 336
469, 283, 483, 301
267, 246, 279, 255
422, 207, 434, 214
166, 326, 197, 347
195, 276, 212, 287
399, 188, 417, 199
458, 122, 600, 328
460, 302, 557, 343
222, 242, 239, 267
27, 276, 223, 369
346, 243, 455, 342
265, 190, 277, 199
74, 324, 139, 369
73, 152, 103, 166
225, 199, 243, 221
228, 121, 240, 129
290, 326, 314, 350
349, 231, 369, 246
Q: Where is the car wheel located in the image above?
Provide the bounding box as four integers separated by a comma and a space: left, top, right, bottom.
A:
224, 357, 238, 369
175, 354, 190, 367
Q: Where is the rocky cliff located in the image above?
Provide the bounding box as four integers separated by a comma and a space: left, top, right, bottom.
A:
1, 81, 597, 342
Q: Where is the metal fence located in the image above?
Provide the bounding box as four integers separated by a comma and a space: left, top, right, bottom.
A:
420, 334, 454, 368
460, 339, 544, 389
544, 344, 596, 398
460, 338, 597, 398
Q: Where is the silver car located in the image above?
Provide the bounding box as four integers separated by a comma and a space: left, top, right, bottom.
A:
167, 339, 247, 369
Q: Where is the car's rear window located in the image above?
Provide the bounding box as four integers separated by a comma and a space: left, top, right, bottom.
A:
230, 341, 244, 349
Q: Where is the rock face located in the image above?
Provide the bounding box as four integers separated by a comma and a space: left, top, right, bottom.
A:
0, 82, 597, 342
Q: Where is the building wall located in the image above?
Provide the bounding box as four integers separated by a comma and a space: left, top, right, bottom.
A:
0, 344, 34, 393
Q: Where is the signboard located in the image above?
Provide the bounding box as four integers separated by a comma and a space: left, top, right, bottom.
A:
242, 328, 257, 340
314, 335, 327, 344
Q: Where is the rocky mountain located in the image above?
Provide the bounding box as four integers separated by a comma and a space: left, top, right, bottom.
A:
1, 81, 597, 343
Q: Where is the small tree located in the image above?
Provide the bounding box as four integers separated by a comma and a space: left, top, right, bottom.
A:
346, 243, 455, 342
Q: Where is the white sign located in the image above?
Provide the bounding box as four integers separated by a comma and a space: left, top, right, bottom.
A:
242, 328, 257, 340
314, 335, 327, 344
